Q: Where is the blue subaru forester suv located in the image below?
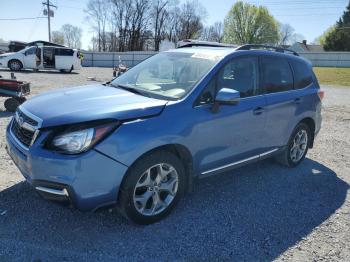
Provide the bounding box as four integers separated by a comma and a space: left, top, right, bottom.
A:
6, 42, 323, 224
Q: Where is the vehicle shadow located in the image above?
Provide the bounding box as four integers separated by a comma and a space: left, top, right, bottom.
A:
0, 158, 348, 261
0, 68, 79, 75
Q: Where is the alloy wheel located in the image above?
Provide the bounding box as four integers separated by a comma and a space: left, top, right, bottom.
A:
290, 129, 308, 162
133, 163, 179, 216
10, 61, 21, 71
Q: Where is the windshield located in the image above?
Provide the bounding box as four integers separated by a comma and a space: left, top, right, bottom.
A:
111, 51, 220, 100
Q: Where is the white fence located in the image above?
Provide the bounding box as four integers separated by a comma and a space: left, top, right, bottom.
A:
81, 51, 157, 67
81, 51, 350, 68
298, 52, 350, 67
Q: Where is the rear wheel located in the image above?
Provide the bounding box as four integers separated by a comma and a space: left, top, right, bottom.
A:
60, 66, 73, 73
8, 60, 23, 71
276, 122, 310, 167
4, 98, 20, 112
118, 150, 186, 224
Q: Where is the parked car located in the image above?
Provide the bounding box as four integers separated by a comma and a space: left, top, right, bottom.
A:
6, 42, 323, 224
0, 45, 82, 73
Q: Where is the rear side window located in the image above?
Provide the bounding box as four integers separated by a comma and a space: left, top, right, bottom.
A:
290, 59, 313, 89
55, 48, 74, 56
261, 57, 293, 93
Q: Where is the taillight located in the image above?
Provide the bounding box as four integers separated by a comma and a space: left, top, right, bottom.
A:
318, 90, 325, 101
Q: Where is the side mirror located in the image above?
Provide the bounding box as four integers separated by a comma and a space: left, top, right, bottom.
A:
211, 88, 240, 113
216, 88, 240, 105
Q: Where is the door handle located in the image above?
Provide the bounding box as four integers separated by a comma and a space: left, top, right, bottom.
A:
253, 107, 265, 115
294, 97, 301, 104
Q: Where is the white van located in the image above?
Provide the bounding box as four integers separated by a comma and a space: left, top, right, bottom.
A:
0, 46, 82, 73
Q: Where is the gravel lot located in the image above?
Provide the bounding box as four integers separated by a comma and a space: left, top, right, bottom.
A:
0, 68, 349, 261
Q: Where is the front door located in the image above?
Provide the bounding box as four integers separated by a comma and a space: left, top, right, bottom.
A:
191, 56, 267, 175
23, 47, 38, 69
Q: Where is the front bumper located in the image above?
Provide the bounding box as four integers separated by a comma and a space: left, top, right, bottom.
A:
6, 122, 128, 211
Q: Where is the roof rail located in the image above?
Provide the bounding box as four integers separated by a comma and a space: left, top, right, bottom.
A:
236, 44, 299, 56
177, 40, 237, 49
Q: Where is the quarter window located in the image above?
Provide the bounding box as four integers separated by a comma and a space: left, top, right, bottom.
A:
290, 59, 313, 89
261, 57, 293, 93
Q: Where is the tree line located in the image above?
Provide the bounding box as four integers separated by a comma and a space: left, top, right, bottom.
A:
52, 0, 310, 51
85, 0, 208, 52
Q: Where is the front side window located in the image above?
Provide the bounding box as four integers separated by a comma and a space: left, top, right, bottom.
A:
25, 47, 37, 55
217, 57, 259, 98
197, 56, 259, 105
261, 57, 293, 93
111, 52, 220, 100
290, 59, 313, 89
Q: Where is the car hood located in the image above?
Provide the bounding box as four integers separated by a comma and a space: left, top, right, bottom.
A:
0, 52, 15, 57
21, 84, 168, 128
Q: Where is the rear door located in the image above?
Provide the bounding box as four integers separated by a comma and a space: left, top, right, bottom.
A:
55, 48, 74, 70
260, 55, 300, 149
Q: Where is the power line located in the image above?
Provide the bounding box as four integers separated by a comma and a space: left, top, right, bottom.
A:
0, 17, 46, 21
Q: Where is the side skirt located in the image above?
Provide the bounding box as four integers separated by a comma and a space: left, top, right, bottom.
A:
199, 148, 282, 178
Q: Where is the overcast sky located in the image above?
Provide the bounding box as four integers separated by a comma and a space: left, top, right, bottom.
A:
0, 0, 348, 49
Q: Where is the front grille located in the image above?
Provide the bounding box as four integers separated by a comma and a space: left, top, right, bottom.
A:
17, 108, 38, 126
11, 119, 35, 147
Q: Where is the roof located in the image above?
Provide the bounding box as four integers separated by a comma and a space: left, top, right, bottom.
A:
290, 42, 324, 52
169, 46, 236, 60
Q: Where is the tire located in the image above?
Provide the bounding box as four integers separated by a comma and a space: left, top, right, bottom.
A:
15, 97, 26, 104
276, 122, 311, 167
4, 98, 20, 112
118, 150, 186, 225
8, 60, 23, 71
60, 66, 73, 73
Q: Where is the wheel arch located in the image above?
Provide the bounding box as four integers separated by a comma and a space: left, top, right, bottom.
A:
8, 59, 23, 69
299, 117, 316, 148
124, 143, 194, 193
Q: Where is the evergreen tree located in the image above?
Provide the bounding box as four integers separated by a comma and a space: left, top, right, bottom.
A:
324, 1, 350, 51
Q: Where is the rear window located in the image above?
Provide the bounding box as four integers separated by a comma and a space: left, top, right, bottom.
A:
261, 56, 294, 93
55, 48, 74, 56
290, 59, 313, 89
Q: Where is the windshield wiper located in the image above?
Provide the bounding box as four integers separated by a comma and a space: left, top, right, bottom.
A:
110, 83, 151, 97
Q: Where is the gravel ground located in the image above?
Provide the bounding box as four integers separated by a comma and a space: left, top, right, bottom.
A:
0, 68, 349, 261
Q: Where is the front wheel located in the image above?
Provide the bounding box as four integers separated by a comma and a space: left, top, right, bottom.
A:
276, 123, 311, 167
8, 60, 22, 71
4, 98, 21, 112
118, 151, 186, 225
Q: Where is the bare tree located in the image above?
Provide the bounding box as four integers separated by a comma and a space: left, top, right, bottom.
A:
86, 0, 109, 51
51, 30, 65, 45
278, 23, 295, 46
86, 0, 207, 51
60, 24, 82, 48
177, 0, 206, 40
201, 22, 223, 42
152, 0, 168, 51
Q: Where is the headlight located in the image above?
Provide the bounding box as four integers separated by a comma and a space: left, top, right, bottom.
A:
0, 56, 6, 59
49, 122, 118, 154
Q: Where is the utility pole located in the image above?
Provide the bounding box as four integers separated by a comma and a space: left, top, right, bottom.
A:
42, 0, 57, 42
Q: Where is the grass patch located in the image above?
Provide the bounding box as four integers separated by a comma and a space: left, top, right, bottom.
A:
313, 67, 350, 87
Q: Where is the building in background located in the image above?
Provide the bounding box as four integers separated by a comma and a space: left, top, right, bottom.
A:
289, 40, 324, 53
